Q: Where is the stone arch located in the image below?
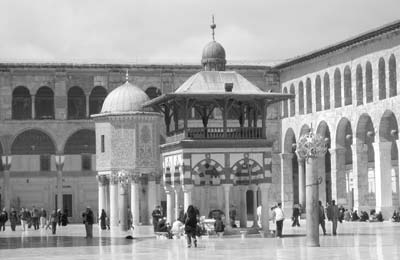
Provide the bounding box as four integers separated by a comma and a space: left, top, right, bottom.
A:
12, 86, 31, 120
283, 128, 296, 153
35, 86, 54, 119
356, 64, 363, 106
378, 110, 398, 143
334, 68, 342, 108
306, 78, 312, 113
11, 129, 56, 154
145, 86, 162, 100
323, 72, 330, 110
378, 57, 386, 100
315, 75, 322, 112
289, 84, 295, 116
282, 87, 288, 118
63, 129, 96, 154
231, 157, 263, 186
299, 124, 310, 137
365, 61, 373, 103
192, 159, 224, 186
298, 81, 304, 115
389, 54, 397, 97
336, 117, 353, 164
344, 66, 352, 106
68, 86, 86, 119
89, 86, 107, 116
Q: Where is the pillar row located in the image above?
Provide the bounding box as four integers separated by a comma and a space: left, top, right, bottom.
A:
280, 153, 294, 213
130, 175, 140, 225
351, 143, 368, 211
109, 174, 119, 227
297, 156, 306, 209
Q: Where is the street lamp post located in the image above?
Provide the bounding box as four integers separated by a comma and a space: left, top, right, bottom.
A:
1, 155, 12, 210
55, 154, 65, 212
296, 128, 327, 247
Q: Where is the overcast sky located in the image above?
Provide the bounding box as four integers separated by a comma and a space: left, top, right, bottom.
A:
0, 0, 399, 65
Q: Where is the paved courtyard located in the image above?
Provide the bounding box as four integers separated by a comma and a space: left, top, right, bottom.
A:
0, 220, 399, 260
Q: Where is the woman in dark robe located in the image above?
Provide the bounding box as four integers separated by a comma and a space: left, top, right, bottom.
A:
99, 209, 107, 230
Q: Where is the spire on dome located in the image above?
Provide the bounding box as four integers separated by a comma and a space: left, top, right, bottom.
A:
210, 15, 216, 41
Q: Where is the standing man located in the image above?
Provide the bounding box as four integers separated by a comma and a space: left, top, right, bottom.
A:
327, 200, 339, 235
82, 206, 94, 238
0, 208, 8, 231
318, 201, 326, 235
9, 208, 18, 231
272, 202, 285, 238
151, 205, 162, 232
291, 204, 300, 227
31, 206, 39, 230
40, 208, 47, 229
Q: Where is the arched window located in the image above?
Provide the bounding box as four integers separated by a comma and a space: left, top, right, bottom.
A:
290, 84, 295, 117
315, 75, 321, 112
366, 61, 373, 103
356, 64, 363, 106
344, 66, 352, 105
35, 87, 54, 119
298, 81, 304, 115
378, 57, 386, 100
282, 87, 288, 117
334, 68, 342, 108
323, 73, 330, 110
389, 54, 397, 97
68, 86, 86, 119
306, 78, 312, 113
145, 87, 162, 100
12, 86, 31, 120
89, 86, 107, 116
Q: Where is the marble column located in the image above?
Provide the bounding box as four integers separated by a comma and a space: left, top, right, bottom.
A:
373, 141, 393, 218
182, 184, 193, 211
119, 178, 129, 231
1, 155, 12, 211
130, 175, 140, 225
298, 157, 306, 210
306, 157, 320, 247
239, 186, 248, 228
164, 186, 173, 224
351, 143, 368, 211
85, 95, 90, 118
329, 148, 346, 202
97, 175, 108, 219
280, 153, 294, 213
147, 173, 157, 225
317, 155, 327, 204
251, 185, 259, 227
109, 174, 119, 227
173, 185, 181, 222
31, 95, 35, 119
259, 183, 271, 235
223, 184, 232, 228
55, 155, 65, 212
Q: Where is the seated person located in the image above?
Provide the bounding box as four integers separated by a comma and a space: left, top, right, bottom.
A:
170, 219, 184, 238
214, 216, 225, 235
391, 210, 399, 222
352, 210, 360, 221
344, 210, 351, 222
376, 211, 383, 222
156, 217, 172, 239
360, 211, 369, 222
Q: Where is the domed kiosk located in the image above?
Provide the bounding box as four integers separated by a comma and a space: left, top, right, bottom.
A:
92, 73, 162, 231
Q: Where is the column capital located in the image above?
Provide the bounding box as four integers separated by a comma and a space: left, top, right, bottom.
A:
97, 174, 109, 186
328, 147, 346, 154
109, 173, 119, 185
130, 174, 141, 184
164, 185, 174, 193
148, 172, 156, 182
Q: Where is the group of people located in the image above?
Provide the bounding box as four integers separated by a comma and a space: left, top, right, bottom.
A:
0, 206, 69, 232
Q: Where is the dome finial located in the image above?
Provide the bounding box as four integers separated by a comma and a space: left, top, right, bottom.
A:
125, 69, 129, 82
210, 14, 216, 41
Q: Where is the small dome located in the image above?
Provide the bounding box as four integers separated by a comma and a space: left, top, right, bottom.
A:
101, 81, 149, 113
201, 41, 226, 71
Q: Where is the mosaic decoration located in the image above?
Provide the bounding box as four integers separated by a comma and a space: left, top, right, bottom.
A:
192, 159, 224, 186
138, 124, 153, 166
231, 157, 263, 185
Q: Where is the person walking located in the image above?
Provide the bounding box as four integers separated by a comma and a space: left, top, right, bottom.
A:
0, 208, 8, 231
40, 208, 47, 229
49, 210, 58, 235
9, 208, 18, 231
20, 208, 29, 231
291, 204, 301, 227
272, 203, 285, 238
318, 201, 327, 235
31, 206, 40, 230
327, 200, 340, 235
151, 205, 163, 232
82, 207, 94, 238
184, 205, 199, 248
99, 209, 107, 230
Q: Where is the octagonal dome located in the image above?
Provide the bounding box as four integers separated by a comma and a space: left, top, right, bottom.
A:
100, 81, 149, 113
